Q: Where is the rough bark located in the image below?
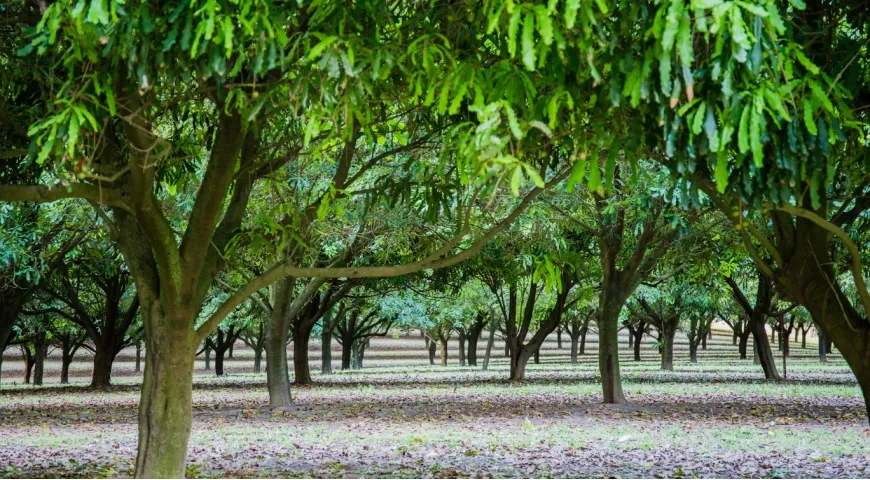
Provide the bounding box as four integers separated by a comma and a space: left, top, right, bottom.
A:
91, 347, 116, 388
321, 330, 333, 375
265, 278, 294, 408
33, 332, 47, 385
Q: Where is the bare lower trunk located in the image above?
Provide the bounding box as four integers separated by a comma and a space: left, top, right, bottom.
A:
557, 328, 562, 349
134, 308, 196, 478
293, 331, 312, 385
819, 331, 827, 362
598, 301, 626, 403
738, 330, 750, 359
321, 330, 333, 375
254, 349, 262, 374
265, 329, 291, 408
689, 341, 698, 363
801, 330, 807, 349
33, 333, 47, 386
533, 349, 540, 364
439, 340, 448, 366
570, 335, 578, 363
701, 333, 707, 350
135, 342, 142, 373
661, 328, 675, 371
458, 334, 466, 366
61, 357, 72, 384
91, 347, 115, 388
214, 348, 226, 376
428, 340, 436, 365
579, 328, 587, 355
633, 329, 643, 361
752, 316, 780, 380
467, 334, 479, 366
204, 346, 211, 370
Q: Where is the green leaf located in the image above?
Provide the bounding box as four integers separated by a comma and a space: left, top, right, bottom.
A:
66, 114, 79, 156
308, 36, 338, 61
792, 48, 819, 74
522, 13, 536, 71
523, 164, 545, 188
789, 0, 806, 9
749, 108, 764, 167
762, 88, 791, 121
508, 10, 521, 58
87, 0, 109, 25
662, 0, 683, 51
565, 0, 581, 29
566, 158, 587, 193
587, 150, 602, 195
504, 103, 524, 139
677, 13, 693, 67
729, 7, 751, 51
105, 85, 117, 116
803, 98, 818, 135
714, 155, 729, 193
594, 0, 609, 15
738, 102, 751, 153
534, 6, 553, 46
510, 165, 522, 196
808, 80, 834, 113
692, 102, 707, 134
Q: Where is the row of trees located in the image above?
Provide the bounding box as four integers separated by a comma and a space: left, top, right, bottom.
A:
1, 0, 868, 476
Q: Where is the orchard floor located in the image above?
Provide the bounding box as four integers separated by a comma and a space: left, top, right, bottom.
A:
1, 360, 868, 479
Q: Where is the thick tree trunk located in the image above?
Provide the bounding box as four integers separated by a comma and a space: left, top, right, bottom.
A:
353, 340, 366, 369
627, 328, 634, 349
342, 340, 353, 369
439, 339, 448, 366
467, 334, 479, 366
458, 334, 466, 366
227, 342, 234, 359
504, 340, 509, 357
91, 347, 115, 388
534, 349, 540, 364
61, 356, 72, 384
598, 300, 626, 403
570, 335, 579, 363
579, 328, 587, 355
701, 332, 707, 350
661, 327, 675, 371
265, 279, 294, 408
22, 346, 33, 384
134, 322, 195, 478
293, 328, 312, 385
509, 346, 533, 380
214, 348, 226, 376
321, 330, 332, 375
689, 341, 698, 363
428, 340, 436, 365
801, 329, 807, 349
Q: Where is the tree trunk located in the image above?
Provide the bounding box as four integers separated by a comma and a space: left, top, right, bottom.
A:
579, 327, 587, 355
321, 330, 333, 375
701, 332, 707, 350
22, 346, 33, 384
509, 346, 533, 380
439, 339, 448, 366
135, 342, 142, 373
534, 349, 540, 364
227, 342, 234, 359
33, 333, 47, 386
689, 341, 698, 363
428, 340, 436, 365
214, 347, 226, 376
61, 356, 72, 384
819, 331, 827, 362
633, 329, 643, 361
801, 329, 807, 349
739, 330, 750, 359
751, 314, 780, 380
91, 347, 115, 388
598, 299, 626, 403
293, 328, 312, 385
570, 335, 579, 363
557, 328, 562, 349
458, 334, 466, 366
627, 328, 634, 348
204, 346, 211, 370
254, 348, 263, 374
661, 327, 675, 371
342, 339, 353, 369
504, 340, 509, 357
265, 279, 294, 408
134, 321, 195, 478
353, 340, 366, 369
467, 333, 479, 366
